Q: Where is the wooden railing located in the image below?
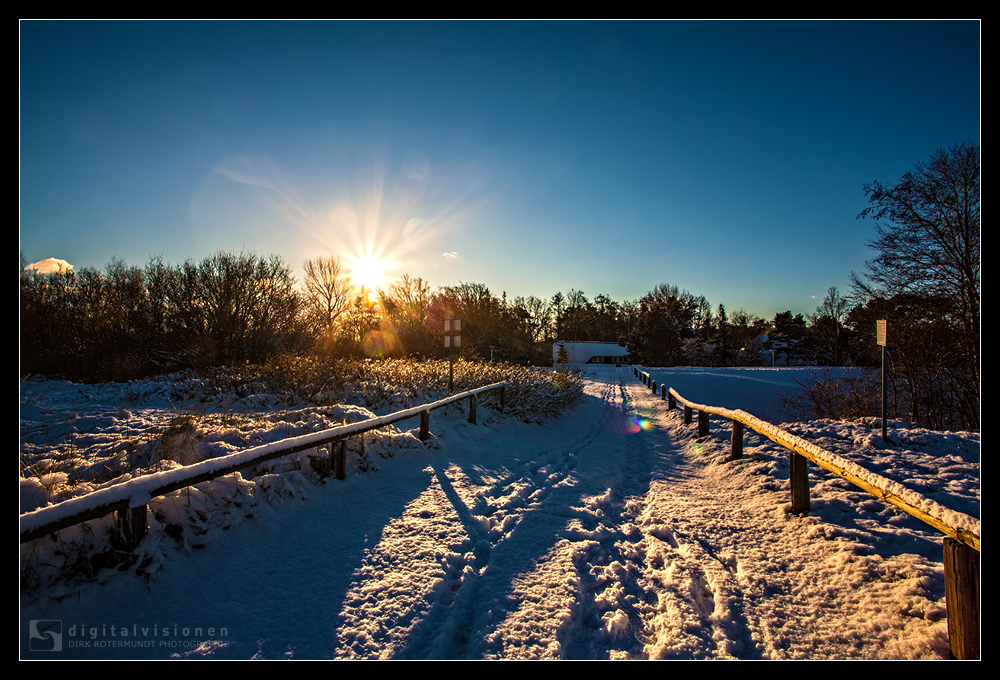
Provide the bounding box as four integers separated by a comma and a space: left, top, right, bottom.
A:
19, 382, 507, 550
632, 367, 980, 660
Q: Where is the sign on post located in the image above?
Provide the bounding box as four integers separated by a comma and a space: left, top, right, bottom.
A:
877, 319, 888, 441
445, 318, 461, 391
444, 318, 461, 348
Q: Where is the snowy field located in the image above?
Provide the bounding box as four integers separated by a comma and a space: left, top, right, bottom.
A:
20, 366, 980, 659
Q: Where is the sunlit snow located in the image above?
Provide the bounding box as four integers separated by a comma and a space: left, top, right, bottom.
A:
20, 366, 979, 659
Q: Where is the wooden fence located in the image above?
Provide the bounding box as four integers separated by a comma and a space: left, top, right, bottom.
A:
19, 382, 507, 551
633, 367, 980, 660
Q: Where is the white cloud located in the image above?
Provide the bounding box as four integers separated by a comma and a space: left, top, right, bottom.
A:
442, 251, 459, 260
26, 257, 73, 274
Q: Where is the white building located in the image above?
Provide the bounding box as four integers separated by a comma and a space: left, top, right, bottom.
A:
553, 341, 630, 366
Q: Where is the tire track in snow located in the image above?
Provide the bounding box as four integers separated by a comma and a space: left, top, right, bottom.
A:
443, 374, 631, 659
334, 372, 629, 659
622, 380, 765, 659
334, 369, 768, 659
558, 373, 764, 659
548, 372, 652, 658
635, 515, 761, 659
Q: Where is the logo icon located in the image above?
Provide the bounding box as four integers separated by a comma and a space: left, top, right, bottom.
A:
28, 620, 62, 652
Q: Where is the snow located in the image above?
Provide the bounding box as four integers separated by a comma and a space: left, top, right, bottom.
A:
18, 382, 506, 538
20, 366, 979, 659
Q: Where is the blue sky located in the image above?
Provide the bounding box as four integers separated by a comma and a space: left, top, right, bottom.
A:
19, 20, 980, 318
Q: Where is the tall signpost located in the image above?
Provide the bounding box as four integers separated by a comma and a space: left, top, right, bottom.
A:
445, 318, 461, 392
877, 319, 888, 441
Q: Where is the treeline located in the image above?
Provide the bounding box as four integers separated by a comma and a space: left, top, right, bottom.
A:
20, 253, 307, 381
19, 250, 977, 431
20, 249, 862, 380
18, 252, 576, 380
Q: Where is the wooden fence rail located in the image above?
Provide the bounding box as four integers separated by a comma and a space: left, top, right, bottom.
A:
19, 382, 507, 550
632, 366, 980, 660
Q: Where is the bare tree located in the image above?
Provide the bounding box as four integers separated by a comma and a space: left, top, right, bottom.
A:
380, 274, 434, 357
853, 141, 980, 383
729, 308, 767, 365
303, 255, 355, 349
563, 289, 590, 341
852, 141, 980, 429
196, 252, 301, 364
808, 287, 851, 366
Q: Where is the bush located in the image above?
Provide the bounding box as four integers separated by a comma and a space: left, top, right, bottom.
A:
781, 367, 881, 422
253, 356, 586, 421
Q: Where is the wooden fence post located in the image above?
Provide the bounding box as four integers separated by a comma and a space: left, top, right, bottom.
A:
469, 393, 477, 424
684, 405, 692, 424
114, 505, 147, 552
698, 411, 709, 436
335, 440, 347, 480
944, 537, 980, 659
790, 452, 810, 514
651, 379, 657, 393
661, 384, 666, 401
419, 410, 430, 441
668, 391, 676, 409
730, 421, 743, 460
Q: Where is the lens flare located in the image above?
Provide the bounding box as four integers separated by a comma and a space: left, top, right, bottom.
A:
620, 415, 653, 434
632, 416, 654, 432
363, 329, 398, 358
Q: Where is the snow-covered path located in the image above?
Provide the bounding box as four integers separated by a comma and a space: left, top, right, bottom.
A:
21, 367, 956, 659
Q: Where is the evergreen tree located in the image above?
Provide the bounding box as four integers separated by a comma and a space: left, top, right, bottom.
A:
716, 304, 729, 366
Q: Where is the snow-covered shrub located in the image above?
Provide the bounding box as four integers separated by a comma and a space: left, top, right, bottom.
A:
149, 470, 262, 552
20, 515, 119, 597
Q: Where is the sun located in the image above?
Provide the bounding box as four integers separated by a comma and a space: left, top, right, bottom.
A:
348, 255, 391, 293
